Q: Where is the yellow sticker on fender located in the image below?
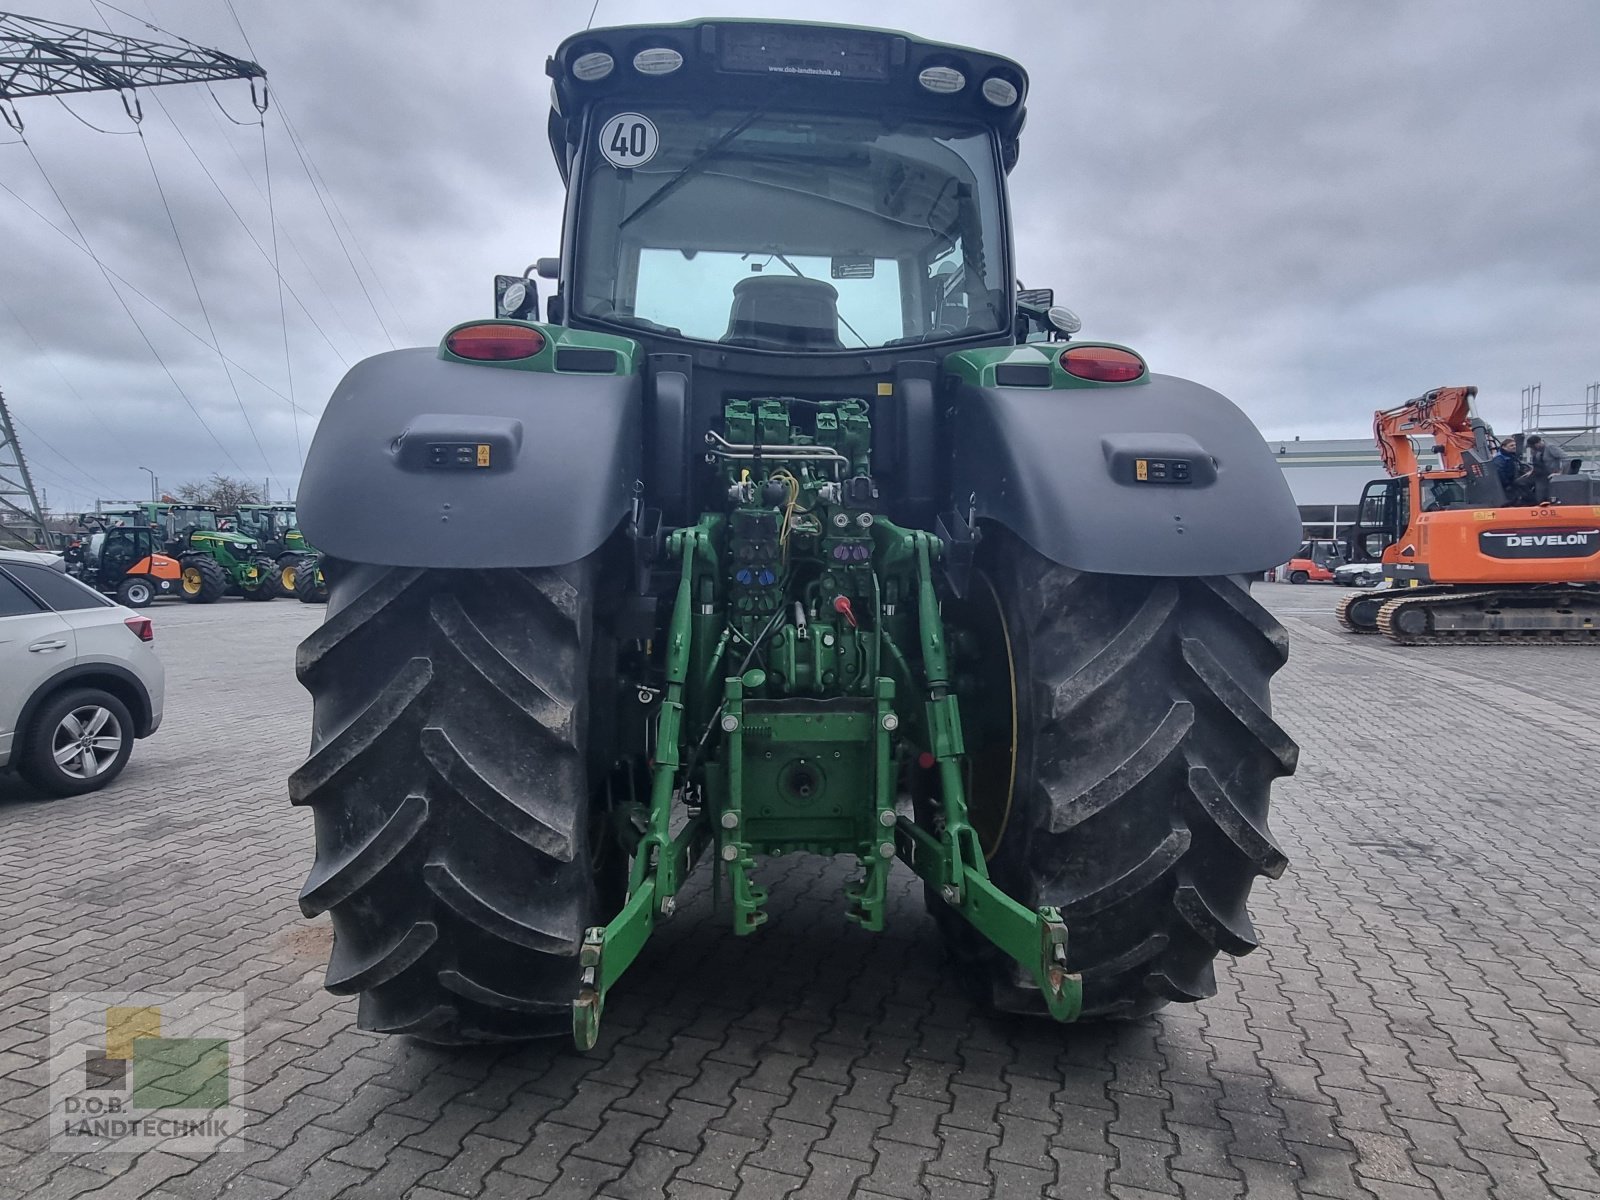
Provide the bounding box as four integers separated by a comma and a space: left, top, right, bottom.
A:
1135, 459, 1149, 481
476, 444, 491, 467
1474, 510, 1494, 520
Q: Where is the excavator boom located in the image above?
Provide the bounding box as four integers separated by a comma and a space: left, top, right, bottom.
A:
1372, 385, 1480, 478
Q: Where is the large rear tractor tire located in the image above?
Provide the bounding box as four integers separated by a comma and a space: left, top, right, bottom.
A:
290, 558, 614, 1042
178, 556, 227, 604
936, 530, 1297, 1020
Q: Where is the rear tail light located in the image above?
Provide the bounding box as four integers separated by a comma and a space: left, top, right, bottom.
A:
124, 615, 153, 642
445, 323, 547, 361
1059, 345, 1146, 383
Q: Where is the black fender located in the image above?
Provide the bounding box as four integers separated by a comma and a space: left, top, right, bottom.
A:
948, 373, 1301, 576
298, 349, 641, 569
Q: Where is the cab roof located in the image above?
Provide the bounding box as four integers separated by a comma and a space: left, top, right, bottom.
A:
546, 19, 1029, 181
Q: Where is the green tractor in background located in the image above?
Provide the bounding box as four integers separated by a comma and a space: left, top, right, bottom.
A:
292, 20, 1302, 1048
148, 502, 281, 602
233, 503, 320, 597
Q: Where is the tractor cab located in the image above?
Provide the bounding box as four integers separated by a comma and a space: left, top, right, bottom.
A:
542, 22, 1027, 360
159, 503, 219, 542
97, 526, 157, 578
234, 503, 296, 541
492, 22, 1048, 529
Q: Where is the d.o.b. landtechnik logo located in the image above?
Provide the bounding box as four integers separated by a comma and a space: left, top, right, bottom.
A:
49, 991, 244, 1152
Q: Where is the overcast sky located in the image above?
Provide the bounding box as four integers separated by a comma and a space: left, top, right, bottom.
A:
3, 0, 1597, 512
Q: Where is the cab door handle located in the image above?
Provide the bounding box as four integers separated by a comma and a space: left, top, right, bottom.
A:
28, 639, 68, 652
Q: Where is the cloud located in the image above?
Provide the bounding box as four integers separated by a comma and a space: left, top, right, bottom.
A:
1, 0, 1595, 511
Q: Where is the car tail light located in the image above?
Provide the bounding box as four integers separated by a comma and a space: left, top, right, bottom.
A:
445, 324, 547, 361
1059, 345, 1146, 383
124, 615, 153, 642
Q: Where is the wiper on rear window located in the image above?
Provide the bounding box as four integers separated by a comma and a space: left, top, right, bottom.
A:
619, 100, 779, 230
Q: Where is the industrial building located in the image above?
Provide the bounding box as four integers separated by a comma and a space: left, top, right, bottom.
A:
1272, 437, 1415, 543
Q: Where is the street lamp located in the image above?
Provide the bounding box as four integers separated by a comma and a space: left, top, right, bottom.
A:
138, 466, 157, 504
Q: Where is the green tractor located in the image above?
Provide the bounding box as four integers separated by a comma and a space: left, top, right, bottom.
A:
147, 503, 281, 603
291, 20, 1302, 1048
233, 503, 319, 597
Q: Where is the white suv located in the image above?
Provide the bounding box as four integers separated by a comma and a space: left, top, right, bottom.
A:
0, 549, 165, 796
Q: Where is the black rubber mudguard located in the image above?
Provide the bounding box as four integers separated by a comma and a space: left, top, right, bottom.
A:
947, 373, 1301, 576
298, 349, 641, 569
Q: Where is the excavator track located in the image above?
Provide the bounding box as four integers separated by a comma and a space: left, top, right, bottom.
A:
1336, 586, 1422, 634
1375, 587, 1600, 646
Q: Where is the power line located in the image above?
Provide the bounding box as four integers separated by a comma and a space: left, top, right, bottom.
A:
90, 0, 360, 373
135, 119, 276, 479
275, 103, 395, 348
221, 1, 407, 349
0, 170, 319, 419
16, 132, 251, 473
194, 89, 359, 360
145, 86, 353, 367
262, 106, 301, 470
53, 94, 136, 134
5, 408, 115, 498
0, 289, 122, 468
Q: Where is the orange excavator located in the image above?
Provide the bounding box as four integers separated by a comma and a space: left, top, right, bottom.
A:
1336, 386, 1600, 644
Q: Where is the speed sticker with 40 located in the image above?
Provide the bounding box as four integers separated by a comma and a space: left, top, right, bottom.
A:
599, 113, 659, 168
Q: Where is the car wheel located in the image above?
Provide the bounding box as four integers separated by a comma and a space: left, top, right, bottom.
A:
116, 577, 155, 608
1289, 570, 1309, 584
19, 688, 135, 797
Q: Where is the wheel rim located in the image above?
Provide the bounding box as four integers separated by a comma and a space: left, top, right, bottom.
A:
128, 582, 150, 604
281, 564, 298, 591
182, 567, 203, 594
51, 705, 123, 780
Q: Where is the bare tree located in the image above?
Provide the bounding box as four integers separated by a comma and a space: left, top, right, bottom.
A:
175, 473, 263, 511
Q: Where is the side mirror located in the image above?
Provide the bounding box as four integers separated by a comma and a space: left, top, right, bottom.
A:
535, 257, 560, 280
494, 273, 539, 321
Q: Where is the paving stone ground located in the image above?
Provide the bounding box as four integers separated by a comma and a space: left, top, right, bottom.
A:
2, 583, 1598, 1200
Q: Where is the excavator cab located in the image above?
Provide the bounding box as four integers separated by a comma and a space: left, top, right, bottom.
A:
1345, 478, 1408, 562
